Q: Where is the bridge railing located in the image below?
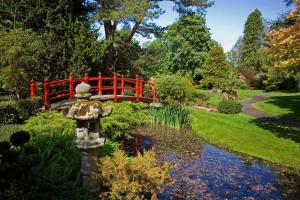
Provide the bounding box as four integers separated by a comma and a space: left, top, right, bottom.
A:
30, 72, 156, 109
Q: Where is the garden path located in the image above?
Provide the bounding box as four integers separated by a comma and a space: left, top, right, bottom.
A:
242, 93, 300, 129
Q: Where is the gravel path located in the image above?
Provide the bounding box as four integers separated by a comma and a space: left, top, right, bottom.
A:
242, 93, 300, 129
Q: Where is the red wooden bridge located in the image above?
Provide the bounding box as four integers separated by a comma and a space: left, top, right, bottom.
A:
30, 72, 157, 109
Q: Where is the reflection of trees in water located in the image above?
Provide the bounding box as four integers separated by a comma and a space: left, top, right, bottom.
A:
131, 125, 206, 160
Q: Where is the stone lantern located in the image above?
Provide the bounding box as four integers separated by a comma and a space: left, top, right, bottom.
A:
67, 82, 112, 193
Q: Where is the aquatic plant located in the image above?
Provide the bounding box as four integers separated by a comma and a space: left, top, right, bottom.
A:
149, 105, 191, 128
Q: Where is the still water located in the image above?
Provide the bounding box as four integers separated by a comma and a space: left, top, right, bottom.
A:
123, 126, 299, 200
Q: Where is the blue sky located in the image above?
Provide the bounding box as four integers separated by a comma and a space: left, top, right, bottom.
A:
135, 0, 290, 51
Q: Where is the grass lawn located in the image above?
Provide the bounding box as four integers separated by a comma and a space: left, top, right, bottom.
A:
197, 89, 264, 107
191, 109, 300, 170
254, 92, 300, 122
236, 89, 264, 101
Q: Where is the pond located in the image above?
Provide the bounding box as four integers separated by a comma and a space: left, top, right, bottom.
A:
123, 125, 300, 200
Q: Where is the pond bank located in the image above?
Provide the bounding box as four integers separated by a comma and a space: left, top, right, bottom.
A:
125, 125, 300, 199
191, 109, 300, 170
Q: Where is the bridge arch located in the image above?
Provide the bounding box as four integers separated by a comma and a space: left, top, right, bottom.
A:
30, 72, 157, 109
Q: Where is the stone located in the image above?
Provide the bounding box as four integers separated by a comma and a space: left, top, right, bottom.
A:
67, 101, 112, 120
66, 81, 113, 194
75, 82, 92, 99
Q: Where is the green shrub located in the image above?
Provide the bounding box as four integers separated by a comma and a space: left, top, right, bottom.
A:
156, 75, 195, 104
0, 124, 22, 141
30, 131, 81, 181
218, 100, 242, 114
23, 110, 76, 136
0, 100, 19, 124
95, 150, 171, 200
17, 97, 43, 121
0, 97, 43, 124
149, 105, 191, 128
0, 95, 17, 102
0, 127, 95, 200
193, 91, 209, 102
124, 89, 135, 96
102, 101, 150, 139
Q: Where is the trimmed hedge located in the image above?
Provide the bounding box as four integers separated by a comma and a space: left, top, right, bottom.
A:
218, 100, 242, 114
0, 97, 43, 124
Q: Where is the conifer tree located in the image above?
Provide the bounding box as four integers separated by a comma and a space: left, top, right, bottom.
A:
239, 9, 264, 71
202, 45, 231, 89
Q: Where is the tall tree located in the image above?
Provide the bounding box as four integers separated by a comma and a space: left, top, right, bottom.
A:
201, 45, 232, 89
239, 9, 264, 71
166, 13, 213, 78
93, 0, 214, 70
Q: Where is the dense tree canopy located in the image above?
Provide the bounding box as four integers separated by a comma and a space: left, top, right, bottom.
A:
93, 0, 214, 69
166, 13, 213, 78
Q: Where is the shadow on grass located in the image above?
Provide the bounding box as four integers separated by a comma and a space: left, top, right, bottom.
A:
263, 94, 300, 121
250, 117, 300, 143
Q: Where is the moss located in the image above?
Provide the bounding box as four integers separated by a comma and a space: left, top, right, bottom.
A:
73, 101, 105, 117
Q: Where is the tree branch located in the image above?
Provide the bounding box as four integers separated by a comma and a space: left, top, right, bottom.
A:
126, 20, 142, 42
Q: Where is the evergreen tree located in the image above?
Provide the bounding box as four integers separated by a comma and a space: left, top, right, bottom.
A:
202, 45, 232, 89
166, 14, 213, 78
93, 0, 214, 69
239, 9, 264, 71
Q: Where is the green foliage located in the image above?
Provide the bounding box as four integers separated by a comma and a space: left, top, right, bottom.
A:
95, 149, 171, 200
0, 124, 21, 141
0, 29, 42, 98
166, 14, 212, 77
94, 0, 213, 67
23, 110, 76, 135
156, 75, 195, 104
193, 91, 210, 102
217, 100, 242, 114
102, 101, 150, 139
239, 9, 264, 71
202, 44, 242, 90
149, 105, 191, 128
133, 39, 170, 77
30, 131, 81, 182
0, 97, 42, 124
0, 126, 95, 200
0, 95, 17, 101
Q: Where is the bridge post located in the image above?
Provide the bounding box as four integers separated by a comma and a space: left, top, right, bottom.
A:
30, 79, 36, 97
43, 77, 50, 109
98, 72, 102, 96
83, 72, 89, 83
152, 80, 156, 101
139, 80, 143, 98
135, 75, 139, 102
121, 73, 125, 96
69, 72, 74, 99
113, 72, 117, 102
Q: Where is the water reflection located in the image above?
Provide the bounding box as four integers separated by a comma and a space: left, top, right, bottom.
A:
122, 126, 299, 200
